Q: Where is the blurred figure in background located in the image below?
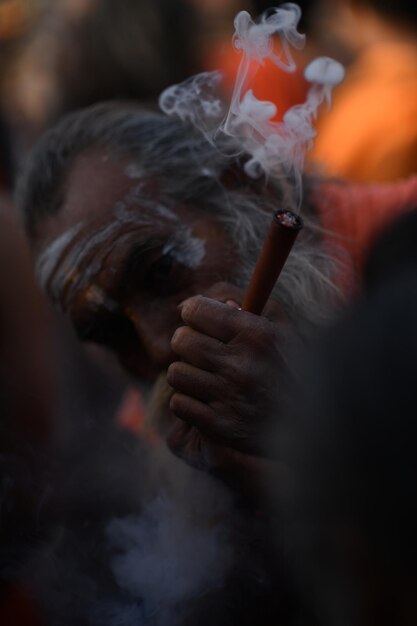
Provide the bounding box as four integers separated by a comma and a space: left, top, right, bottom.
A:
0, 182, 142, 626
0, 0, 37, 190
0, 105, 13, 191
2, 0, 199, 162
310, 0, 417, 182
279, 207, 417, 625
0, 195, 53, 624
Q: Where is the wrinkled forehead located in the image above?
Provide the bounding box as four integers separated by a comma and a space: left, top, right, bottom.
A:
55, 148, 140, 230
32, 146, 188, 294
34, 147, 173, 253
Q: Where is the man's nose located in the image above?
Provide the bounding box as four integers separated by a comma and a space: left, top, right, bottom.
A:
124, 306, 177, 370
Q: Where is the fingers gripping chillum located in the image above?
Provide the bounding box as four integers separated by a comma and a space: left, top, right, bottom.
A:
167, 294, 286, 462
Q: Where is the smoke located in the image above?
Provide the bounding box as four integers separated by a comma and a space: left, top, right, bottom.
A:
107, 488, 232, 623
159, 3, 345, 210
103, 443, 233, 625
11, 406, 237, 626
159, 71, 226, 142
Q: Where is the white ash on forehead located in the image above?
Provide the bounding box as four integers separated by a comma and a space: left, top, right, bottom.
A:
113, 185, 179, 224
125, 163, 145, 180
163, 228, 206, 269
36, 222, 85, 290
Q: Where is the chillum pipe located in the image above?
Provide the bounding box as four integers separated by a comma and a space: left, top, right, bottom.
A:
242, 209, 304, 315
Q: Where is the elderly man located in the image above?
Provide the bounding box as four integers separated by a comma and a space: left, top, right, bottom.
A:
11, 100, 348, 625
17, 100, 417, 480
14, 100, 417, 625
17, 101, 340, 480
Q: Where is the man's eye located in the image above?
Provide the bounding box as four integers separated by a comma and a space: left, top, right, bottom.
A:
150, 254, 174, 278
144, 253, 185, 294
75, 315, 136, 347
76, 319, 112, 344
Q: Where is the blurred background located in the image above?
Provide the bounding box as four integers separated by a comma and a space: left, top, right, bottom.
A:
1, 1, 417, 623
2, 0, 417, 195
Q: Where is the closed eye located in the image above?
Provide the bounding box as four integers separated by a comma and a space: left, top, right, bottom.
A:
143, 252, 188, 296
75, 314, 137, 349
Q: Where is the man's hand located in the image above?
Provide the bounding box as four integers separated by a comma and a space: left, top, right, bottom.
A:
166, 283, 288, 472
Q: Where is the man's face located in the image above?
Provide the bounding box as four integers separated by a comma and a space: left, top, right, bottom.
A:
33, 149, 237, 381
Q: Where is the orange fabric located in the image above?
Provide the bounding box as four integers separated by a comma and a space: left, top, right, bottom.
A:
116, 387, 147, 435
313, 176, 417, 289
0, 1, 29, 41
309, 42, 417, 182
207, 41, 309, 122
116, 387, 159, 444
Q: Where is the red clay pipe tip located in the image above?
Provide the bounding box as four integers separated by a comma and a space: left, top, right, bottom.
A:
241, 209, 304, 315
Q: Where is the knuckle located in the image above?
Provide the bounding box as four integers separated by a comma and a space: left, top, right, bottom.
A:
171, 325, 192, 352
221, 356, 250, 387
207, 401, 247, 441
209, 371, 228, 399
255, 322, 275, 348
169, 391, 183, 415
249, 318, 278, 351
220, 353, 258, 396
181, 295, 206, 323
166, 423, 185, 455
166, 362, 184, 389
217, 306, 241, 335
236, 360, 256, 390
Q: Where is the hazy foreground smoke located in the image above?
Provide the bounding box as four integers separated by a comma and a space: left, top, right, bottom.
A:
160, 3, 344, 210
25, 439, 237, 626
105, 448, 233, 626
107, 499, 231, 623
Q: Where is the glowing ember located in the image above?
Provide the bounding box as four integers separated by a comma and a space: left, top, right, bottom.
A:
275, 210, 303, 229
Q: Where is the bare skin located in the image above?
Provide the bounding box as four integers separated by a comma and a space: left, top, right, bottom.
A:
33, 148, 288, 483
34, 148, 238, 382
167, 281, 288, 459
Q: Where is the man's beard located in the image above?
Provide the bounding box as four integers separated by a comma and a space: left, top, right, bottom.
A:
145, 372, 175, 436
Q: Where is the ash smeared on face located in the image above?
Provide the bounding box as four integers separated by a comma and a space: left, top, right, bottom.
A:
113, 185, 179, 224
125, 162, 144, 180
36, 222, 85, 290
163, 228, 206, 270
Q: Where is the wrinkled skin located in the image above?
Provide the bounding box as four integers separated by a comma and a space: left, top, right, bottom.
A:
33, 149, 287, 485
167, 283, 289, 480
34, 149, 237, 382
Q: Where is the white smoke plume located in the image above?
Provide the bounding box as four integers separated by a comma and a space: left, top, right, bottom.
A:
101, 445, 233, 626
160, 3, 345, 210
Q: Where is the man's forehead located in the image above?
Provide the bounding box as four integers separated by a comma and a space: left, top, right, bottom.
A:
36, 147, 171, 252
61, 148, 136, 225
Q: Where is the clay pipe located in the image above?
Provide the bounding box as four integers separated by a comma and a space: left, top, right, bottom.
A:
241, 209, 303, 315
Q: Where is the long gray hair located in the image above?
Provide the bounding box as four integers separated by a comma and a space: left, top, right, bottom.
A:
16, 101, 342, 328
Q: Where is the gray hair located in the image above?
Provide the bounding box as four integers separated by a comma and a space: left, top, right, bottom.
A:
16, 101, 342, 328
